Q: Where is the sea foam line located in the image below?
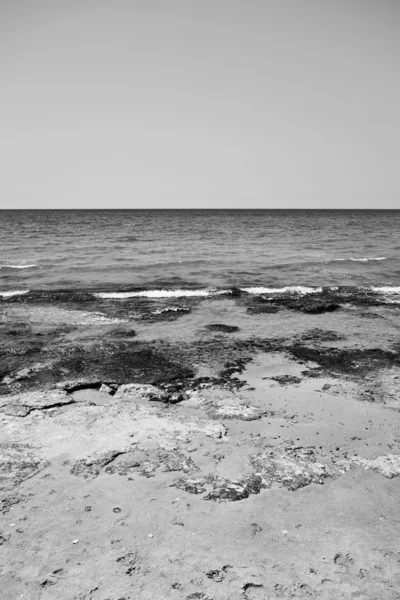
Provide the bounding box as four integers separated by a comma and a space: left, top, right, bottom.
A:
0, 290, 30, 297
95, 289, 228, 299
371, 286, 400, 294
0, 263, 38, 269
240, 286, 323, 295
349, 257, 387, 262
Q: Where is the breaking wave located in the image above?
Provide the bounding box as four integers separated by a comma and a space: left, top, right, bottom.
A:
240, 286, 323, 295
0, 263, 38, 269
0, 290, 30, 297
348, 257, 387, 262
95, 289, 228, 299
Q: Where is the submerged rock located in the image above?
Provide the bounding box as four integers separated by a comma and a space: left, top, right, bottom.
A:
205, 324, 240, 333
267, 374, 302, 386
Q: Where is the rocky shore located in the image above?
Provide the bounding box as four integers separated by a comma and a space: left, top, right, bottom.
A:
1, 290, 400, 599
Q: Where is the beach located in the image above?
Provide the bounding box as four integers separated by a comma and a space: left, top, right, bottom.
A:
1, 283, 400, 599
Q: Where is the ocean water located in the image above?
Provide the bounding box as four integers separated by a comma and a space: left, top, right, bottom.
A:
2, 210, 400, 384
1, 209, 400, 296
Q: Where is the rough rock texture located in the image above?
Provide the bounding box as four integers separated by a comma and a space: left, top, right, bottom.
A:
338, 454, 400, 478
206, 398, 269, 421
0, 389, 74, 417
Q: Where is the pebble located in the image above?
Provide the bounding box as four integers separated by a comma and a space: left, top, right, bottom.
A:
148, 533, 153, 538
72, 539, 79, 544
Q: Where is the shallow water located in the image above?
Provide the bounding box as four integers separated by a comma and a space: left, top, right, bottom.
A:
1, 210, 400, 292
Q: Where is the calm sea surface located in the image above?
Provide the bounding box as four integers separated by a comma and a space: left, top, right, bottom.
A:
1, 210, 400, 294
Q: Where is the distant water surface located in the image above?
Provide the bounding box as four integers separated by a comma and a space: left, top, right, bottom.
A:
1, 210, 399, 293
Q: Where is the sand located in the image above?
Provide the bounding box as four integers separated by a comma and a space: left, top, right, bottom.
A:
1, 352, 400, 600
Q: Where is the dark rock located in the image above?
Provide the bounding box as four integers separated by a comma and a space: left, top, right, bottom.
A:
203, 479, 249, 502
56, 379, 102, 393
171, 477, 207, 495
109, 329, 136, 338
289, 345, 400, 379
298, 328, 346, 343
267, 374, 302, 386
205, 324, 240, 333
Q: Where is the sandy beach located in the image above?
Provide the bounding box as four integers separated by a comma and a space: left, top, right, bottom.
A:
2, 288, 400, 600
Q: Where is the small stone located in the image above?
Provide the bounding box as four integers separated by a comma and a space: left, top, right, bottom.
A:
113, 507, 121, 513
148, 533, 153, 538
100, 384, 114, 395
72, 539, 79, 544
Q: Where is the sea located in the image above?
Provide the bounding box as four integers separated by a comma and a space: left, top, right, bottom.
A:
1, 209, 400, 353
1, 209, 400, 295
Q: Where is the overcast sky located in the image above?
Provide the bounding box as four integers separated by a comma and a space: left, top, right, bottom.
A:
1, 0, 399, 209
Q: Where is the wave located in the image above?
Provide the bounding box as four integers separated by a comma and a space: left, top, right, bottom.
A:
371, 286, 400, 294
0, 290, 30, 297
0, 263, 38, 269
240, 286, 323, 295
349, 257, 387, 262
95, 289, 228, 299
152, 306, 191, 314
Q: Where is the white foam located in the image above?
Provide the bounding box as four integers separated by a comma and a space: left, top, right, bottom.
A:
349, 257, 387, 262
0, 290, 30, 297
371, 286, 400, 294
95, 289, 227, 299
240, 286, 323, 295
0, 263, 37, 269
153, 306, 190, 314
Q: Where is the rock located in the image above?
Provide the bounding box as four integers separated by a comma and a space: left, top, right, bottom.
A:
267, 374, 302, 386
207, 399, 269, 421
338, 454, 400, 478
100, 383, 114, 395
248, 448, 334, 491
109, 329, 136, 337
204, 478, 250, 502
205, 324, 240, 333
70, 450, 126, 479
114, 383, 166, 401
56, 379, 103, 392
171, 477, 207, 495
0, 389, 73, 416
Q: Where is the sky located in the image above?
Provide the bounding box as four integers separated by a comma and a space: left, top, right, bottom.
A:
1, 0, 399, 209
